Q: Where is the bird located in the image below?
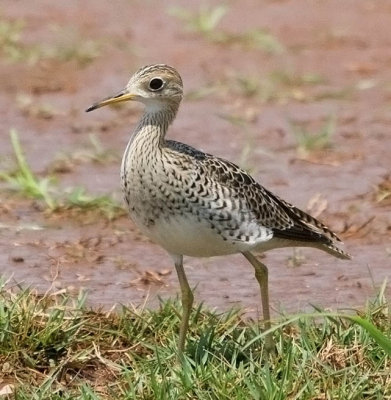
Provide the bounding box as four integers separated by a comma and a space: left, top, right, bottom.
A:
86, 64, 351, 355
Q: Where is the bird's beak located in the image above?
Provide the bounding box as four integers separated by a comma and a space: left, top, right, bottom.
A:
86, 89, 135, 112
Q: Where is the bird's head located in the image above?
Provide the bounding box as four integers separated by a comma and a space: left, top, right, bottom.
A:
86, 64, 183, 113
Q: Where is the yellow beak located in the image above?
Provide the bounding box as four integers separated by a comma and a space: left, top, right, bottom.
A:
86, 90, 135, 112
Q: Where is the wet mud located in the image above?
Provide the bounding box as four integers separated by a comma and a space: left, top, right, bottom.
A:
1, 0, 390, 316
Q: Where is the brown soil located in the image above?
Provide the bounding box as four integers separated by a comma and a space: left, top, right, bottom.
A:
1, 0, 390, 317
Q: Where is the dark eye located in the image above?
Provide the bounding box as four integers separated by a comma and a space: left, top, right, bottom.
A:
149, 77, 164, 91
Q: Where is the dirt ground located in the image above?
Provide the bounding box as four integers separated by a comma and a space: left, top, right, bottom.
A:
1, 0, 390, 317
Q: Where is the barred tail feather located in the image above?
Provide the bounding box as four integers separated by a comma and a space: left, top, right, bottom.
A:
321, 243, 351, 260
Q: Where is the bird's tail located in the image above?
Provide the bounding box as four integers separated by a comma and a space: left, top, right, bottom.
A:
321, 243, 351, 260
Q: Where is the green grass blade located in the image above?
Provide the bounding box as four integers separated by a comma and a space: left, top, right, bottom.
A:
347, 315, 391, 356
10, 128, 35, 183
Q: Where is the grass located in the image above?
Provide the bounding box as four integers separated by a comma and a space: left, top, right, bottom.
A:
0, 277, 390, 399
0, 130, 125, 219
0, 129, 56, 209
16, 94, 59, 120
216, 29, 284, 54
0, 16, 39, 64
169, 4, 228, 37
42, 26, 101, 67
217, 113, 258, 173
64, 187, 125, 220
190, 69, 327, 104
237, 70, 326, 103
270, 70, 326, 87
0, 15, 100, 66
52, 134, 120, 168
291, 117, 336, 157
169, 5, 284, 54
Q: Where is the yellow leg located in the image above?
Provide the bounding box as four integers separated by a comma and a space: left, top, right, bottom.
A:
172, 254, 194, 356
242, 251, 274, 352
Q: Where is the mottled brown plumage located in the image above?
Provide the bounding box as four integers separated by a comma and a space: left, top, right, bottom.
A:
87, 64, 350, 356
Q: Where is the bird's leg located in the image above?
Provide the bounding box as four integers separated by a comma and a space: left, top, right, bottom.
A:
172, 254, 194, 357
242, 251, 274, 352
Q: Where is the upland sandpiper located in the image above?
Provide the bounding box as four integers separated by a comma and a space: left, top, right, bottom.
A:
86, 64, 350, 355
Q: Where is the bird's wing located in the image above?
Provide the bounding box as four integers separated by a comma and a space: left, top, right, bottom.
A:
165, 140, 339, 246
198, 155, 340, 245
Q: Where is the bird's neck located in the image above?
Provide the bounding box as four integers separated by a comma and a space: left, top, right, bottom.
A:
131, 103, 178, 149
121, 103, 179, 180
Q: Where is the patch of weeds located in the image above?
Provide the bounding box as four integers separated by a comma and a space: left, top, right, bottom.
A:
234, 76, 261, 98
270, 70, 326, 87
16, 94, 59, 120
0, 16, 40, 63
314, 86, 354, 101
1, 130, 124, 219
189, 70, 324, 103
0, 17, 23, 57
264, 70, 326, 102
41, 27, 101, 67
49, 134, 119, 175
188, 70, 324, 106
185, 75, 261, 102
49, 134, 119, 176
86, 134, 118, 164
0, 278, 390, 398
185, 84, 218, 101
218, 112, 258, 173
218, 113, 254, 127
291, 116, 336, 157
220, 70, 326, 103
63, 187, 125, 220
73, 134, 119, 164
169, 5, 284, 54
217, 28, 285, 54
169, 4, 228, 36
0, 17, 100, 66
0, 129, 56, 209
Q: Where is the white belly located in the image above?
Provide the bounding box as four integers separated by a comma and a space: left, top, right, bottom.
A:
131, 213, 257, 257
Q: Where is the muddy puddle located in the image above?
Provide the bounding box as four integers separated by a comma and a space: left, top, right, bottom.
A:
1, 0, 390, 316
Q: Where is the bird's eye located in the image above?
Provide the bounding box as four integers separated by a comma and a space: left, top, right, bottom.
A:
149, 77, 164, 91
